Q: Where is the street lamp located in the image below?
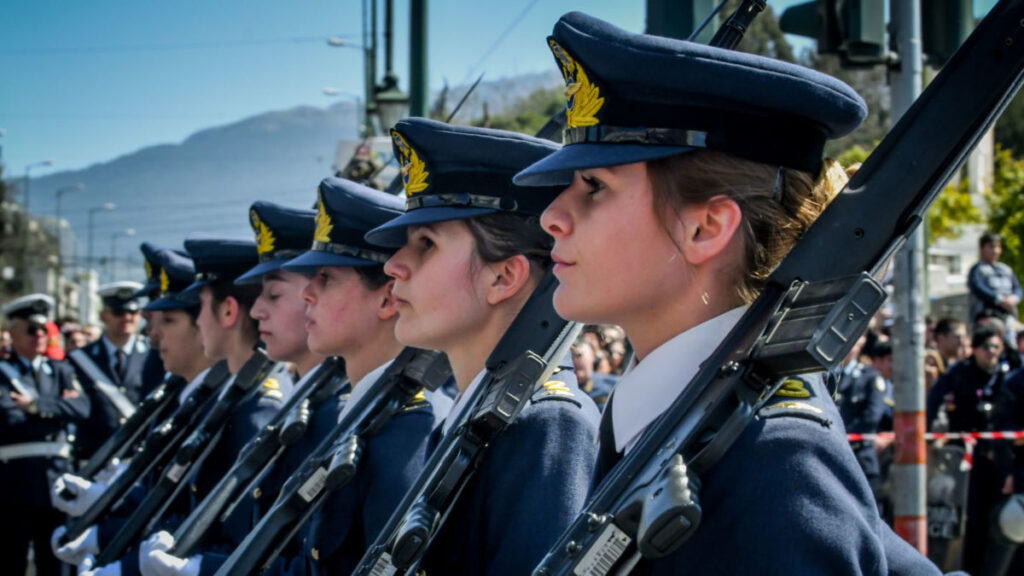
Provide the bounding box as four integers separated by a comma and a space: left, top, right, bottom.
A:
374, 75, 409, 134
20, 159, 54, 290
54, 182, 85, 316
87, 203, 116, 278
109, 228, 135, 282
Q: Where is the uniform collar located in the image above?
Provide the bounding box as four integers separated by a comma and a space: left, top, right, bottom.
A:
612, 306, 746, 454
102, 333, 137, 357
178, 366, 211, 405
337, 360, 392, 424
444, 368, 487, 436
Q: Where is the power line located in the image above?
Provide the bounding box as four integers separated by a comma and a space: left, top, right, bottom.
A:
0, 34, 357, 56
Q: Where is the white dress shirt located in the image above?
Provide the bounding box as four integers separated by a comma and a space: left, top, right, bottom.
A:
337, 361, 392, 424
611, 306, 747, 454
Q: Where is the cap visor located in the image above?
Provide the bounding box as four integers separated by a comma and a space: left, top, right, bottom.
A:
235, 259, 291, 285
364, 206, 496, 248
282, 250, 381, 273
144, 295, 199, 312
513, 143, 693, 187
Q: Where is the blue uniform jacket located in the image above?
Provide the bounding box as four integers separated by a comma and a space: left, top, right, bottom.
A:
419, 372, 600, 576
196, 378, 350, 576
607, 375, 946, 576
70, 335, 150, 459
582, 373, 617, 412
0, 353, 90, 507
253, 387, 449, 576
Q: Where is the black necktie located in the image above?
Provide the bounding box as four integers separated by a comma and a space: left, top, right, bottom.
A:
115, 349, 127, 379
595, 392, 622, 483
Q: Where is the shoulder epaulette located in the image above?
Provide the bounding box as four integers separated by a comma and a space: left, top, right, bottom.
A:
532, 378, 582, 407
756, 376, 832, 427
400, 388, 431, 412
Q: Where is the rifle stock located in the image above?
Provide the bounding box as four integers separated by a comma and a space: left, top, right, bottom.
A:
94, 350, 276, 564
532, 1, 1024, 574
60, 361, 231, 545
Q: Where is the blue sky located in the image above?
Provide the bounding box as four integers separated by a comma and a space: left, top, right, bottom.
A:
0, 1, 997, 179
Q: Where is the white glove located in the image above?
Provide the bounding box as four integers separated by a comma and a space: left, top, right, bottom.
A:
94, 458, 128, 484
52, 473, 108, 517
52, 524, 100, 566
141, 550, 201, 576
77, 554, 121, 576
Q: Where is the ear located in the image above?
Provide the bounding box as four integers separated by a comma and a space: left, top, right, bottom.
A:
484, 254, 532, 306
672, 195, 742, 266
219, 296, 242, 329
377, 279, 400, 321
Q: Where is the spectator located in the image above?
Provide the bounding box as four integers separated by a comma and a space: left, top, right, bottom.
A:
968, 233, 1022, 346
927, 325, 1012, 573
570, 339, 615, 412
933, 317, 969, 368
60, 323, 88, 352
594, 348, 613, 375
924, 348, 946, 393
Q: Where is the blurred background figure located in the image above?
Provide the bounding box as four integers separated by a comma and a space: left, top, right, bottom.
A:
570, 338, 615, 412
969, 233, 1022, 349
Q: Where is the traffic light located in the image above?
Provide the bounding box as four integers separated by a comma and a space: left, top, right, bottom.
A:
921, 0, 973, 67
780, 0, 886, 67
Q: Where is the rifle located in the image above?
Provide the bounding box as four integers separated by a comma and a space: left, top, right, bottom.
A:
95, 348, 278, 564
352, 270, 580, 576
213, 347, 451, 576
74, 375, 188, 481
60, 361, 232, 545
170, 357, 348, 557
530, 1, 1024, 574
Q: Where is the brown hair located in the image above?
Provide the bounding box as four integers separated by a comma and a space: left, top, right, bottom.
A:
464, 212, 553, 275
208, 281, 260, 340
646, 150, 849, 303
354, 265, 392, 291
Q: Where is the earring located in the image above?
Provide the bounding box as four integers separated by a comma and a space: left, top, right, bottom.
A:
701, 291, 710, 306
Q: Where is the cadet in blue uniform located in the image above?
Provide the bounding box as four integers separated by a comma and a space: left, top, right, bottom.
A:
365, 118, 600, 575
138, 201, 334, 576
69, 281, 150, 460
1, 294, 90, 575
135, 242, 172, 399
513, 12, 949, 575
76, 238, 293, 576
836, 342, 889, 504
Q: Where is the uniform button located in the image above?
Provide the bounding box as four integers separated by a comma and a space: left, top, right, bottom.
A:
311, 548, 319, 561
119, 418, 127, 425
252, 488, 262, 499
119, 387, 126, 393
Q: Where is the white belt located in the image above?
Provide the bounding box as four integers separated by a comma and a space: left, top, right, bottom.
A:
0, 441, 72, 462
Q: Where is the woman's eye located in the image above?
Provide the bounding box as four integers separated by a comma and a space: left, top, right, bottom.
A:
581, 174, 605, 196
417, 235, 435, 250
267, 292, 280, 301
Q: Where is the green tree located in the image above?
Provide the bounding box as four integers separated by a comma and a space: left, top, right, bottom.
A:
985, 145, 1024, 279
472, 87, 563, 135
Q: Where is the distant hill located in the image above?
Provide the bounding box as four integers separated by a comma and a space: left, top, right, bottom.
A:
25, 71, 561, 279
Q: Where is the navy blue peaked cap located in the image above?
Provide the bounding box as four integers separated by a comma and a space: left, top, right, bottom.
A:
235, 201, 316, 285
283, 177, 403, 272
364, 118, 565, 247
514, 12, 867, 186
134, 242, 165, 299
181, 235, 258, 296
145, 250, 199, 311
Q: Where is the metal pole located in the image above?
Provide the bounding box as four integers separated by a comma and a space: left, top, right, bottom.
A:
889, 0, 926, 554
409, 0, 428, 117
363, 0, 378, 135
384, 0, 394, 79
56, 191, 63, 316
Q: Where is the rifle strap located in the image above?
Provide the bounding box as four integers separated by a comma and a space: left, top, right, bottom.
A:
69, 349, 137, 419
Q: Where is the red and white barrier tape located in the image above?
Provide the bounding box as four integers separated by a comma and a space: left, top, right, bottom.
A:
847, 431, 1024, 441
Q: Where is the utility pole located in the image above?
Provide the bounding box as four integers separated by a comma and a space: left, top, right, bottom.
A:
409, 0, 428, 117
890, 0, 927, 554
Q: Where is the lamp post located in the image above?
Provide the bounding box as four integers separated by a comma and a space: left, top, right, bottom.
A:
54, 182, 85, 316
323, 88, 367, 137
20, 160, 54, 290
87, 203, 116, 278
374, 0, 409, 133
327, 31, 376, 136
109, 228, 135, 282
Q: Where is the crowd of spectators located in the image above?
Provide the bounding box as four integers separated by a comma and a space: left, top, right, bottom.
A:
0, 316, 103, 363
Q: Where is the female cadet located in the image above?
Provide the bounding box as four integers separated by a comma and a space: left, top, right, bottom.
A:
512, 12, 947, 575
138, 202, 327, 576
212, 177, 449, 576
364, 118, 600, 575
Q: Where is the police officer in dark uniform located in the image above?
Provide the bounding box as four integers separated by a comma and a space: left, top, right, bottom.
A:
836, 342, 889, 498
69, 281, 151, 460
0, 294, 90, 575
